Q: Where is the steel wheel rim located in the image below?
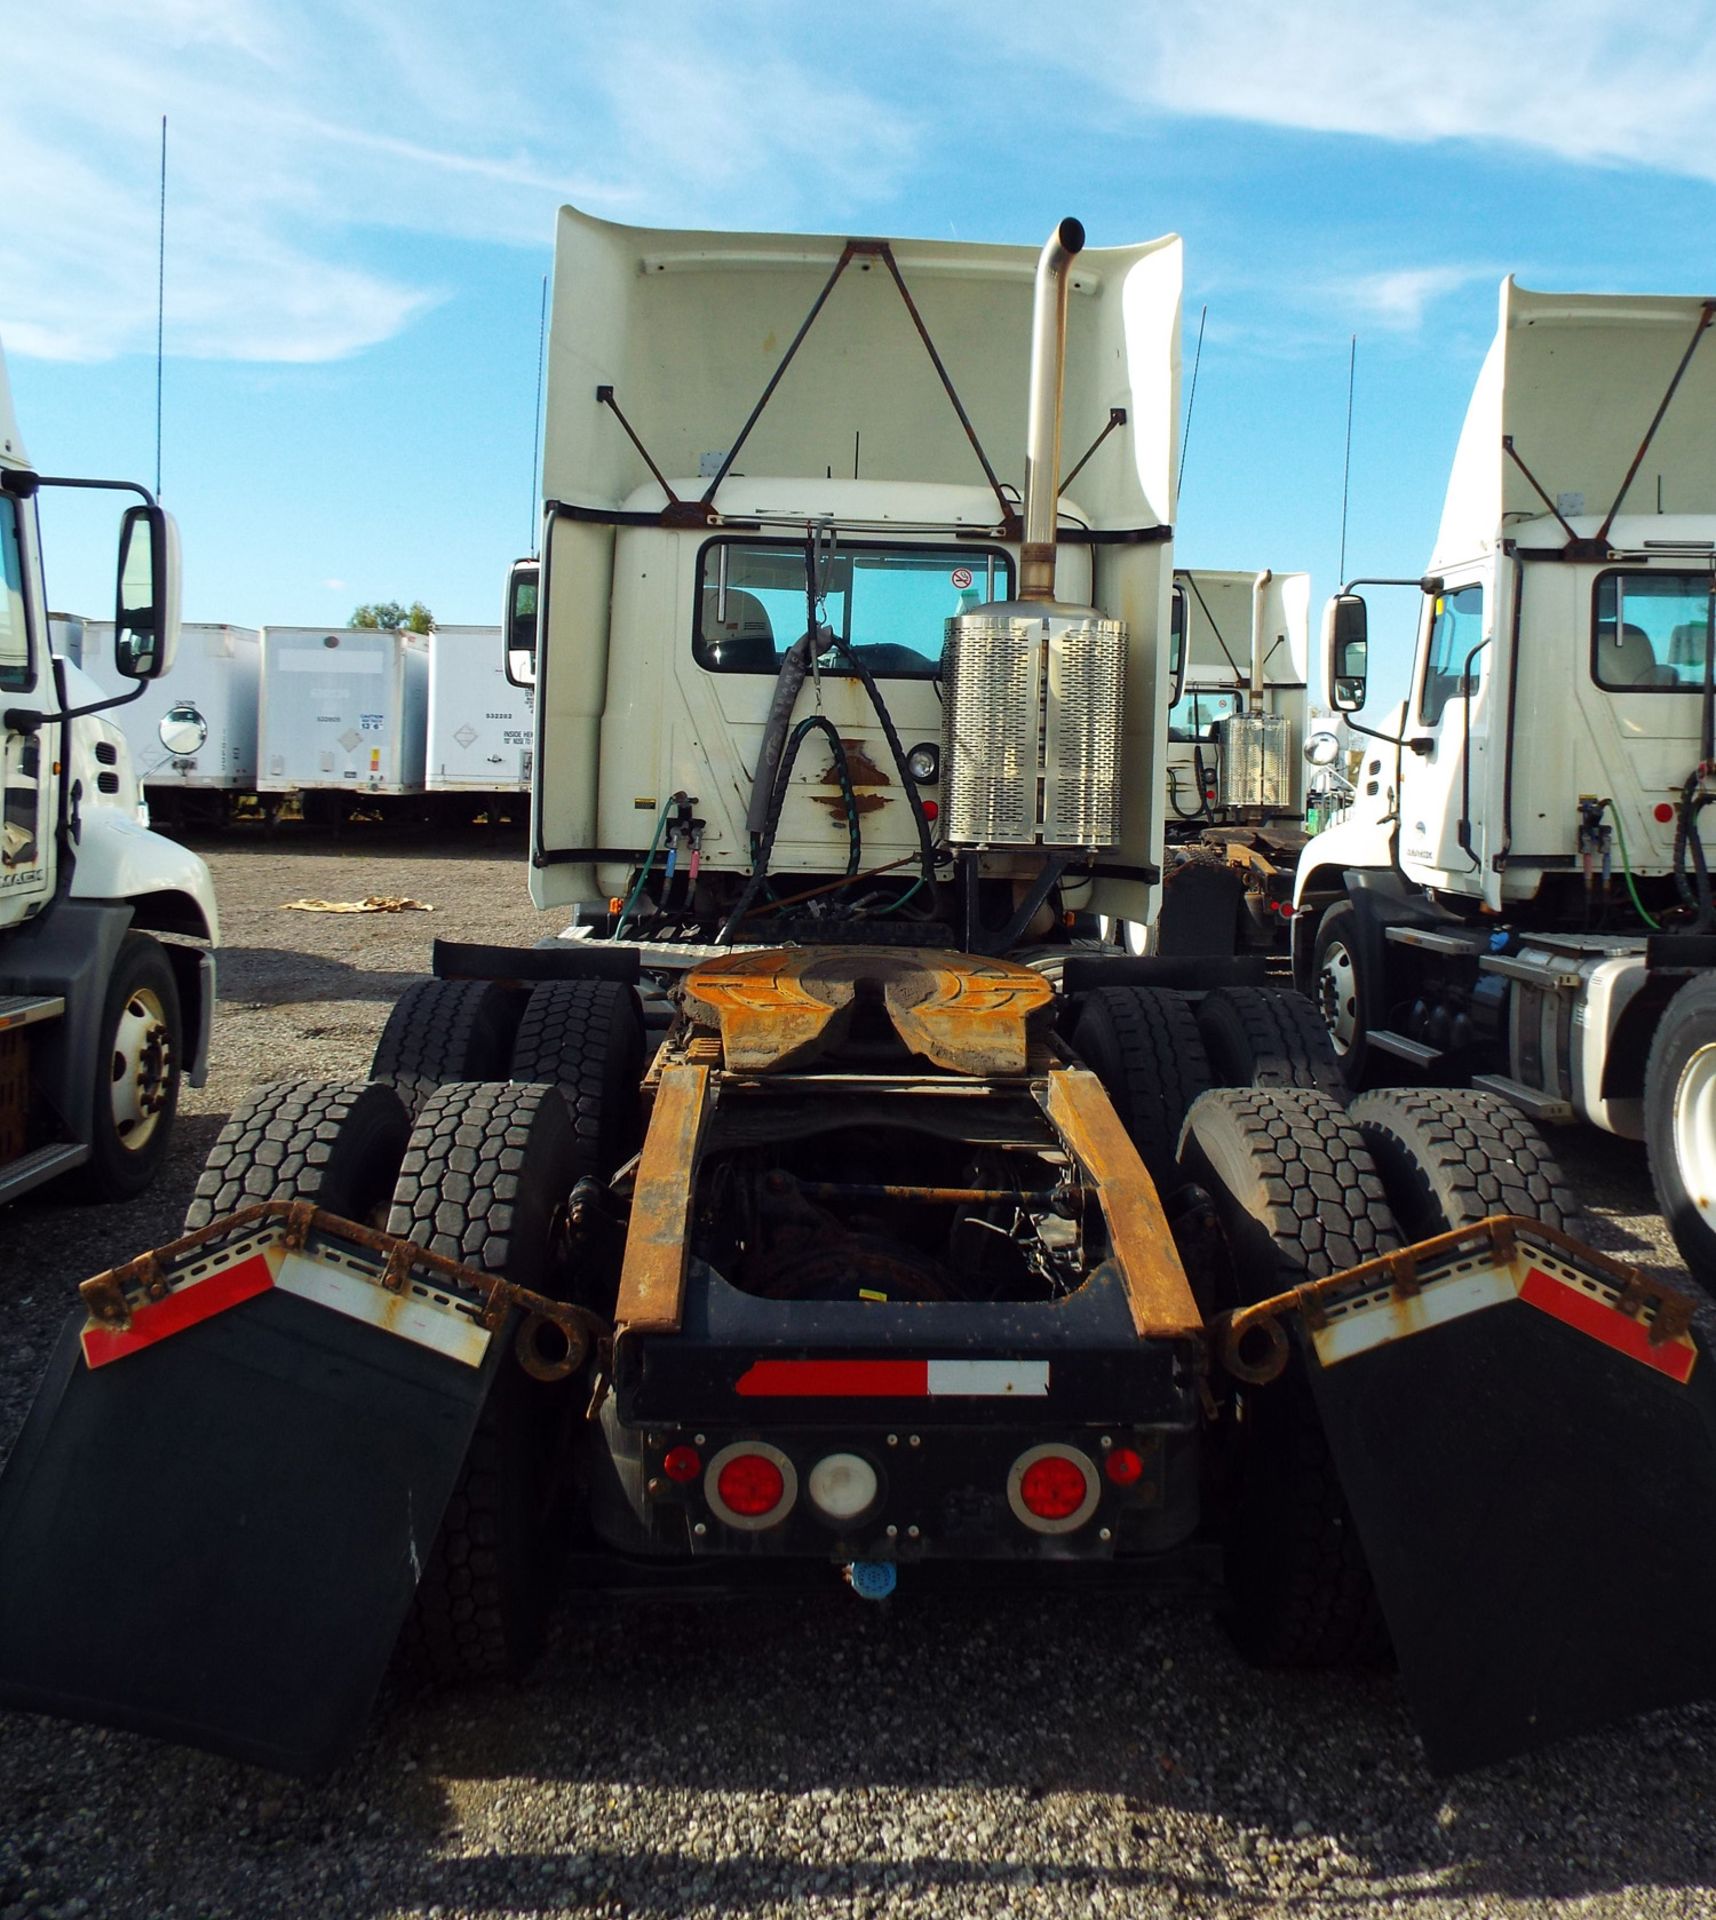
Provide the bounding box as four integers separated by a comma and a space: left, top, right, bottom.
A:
1673, 1041, 1716, 1231
110, 985, 172, 1152
1317, 937, 1359, 1056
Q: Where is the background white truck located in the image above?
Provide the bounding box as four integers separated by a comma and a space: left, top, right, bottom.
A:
1294, 279, 1716, 1286
0, 338, 217, 1201
1152, 566, 1316, 956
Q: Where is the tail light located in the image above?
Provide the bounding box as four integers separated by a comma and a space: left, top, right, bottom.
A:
705, 1442, 797, 1531
1007, 1444, 1099, 1534
806, 1452, 879, 1522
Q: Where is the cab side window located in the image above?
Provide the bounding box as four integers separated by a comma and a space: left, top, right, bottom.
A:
0, 505, 30, 692
1419, 583, 1483, 726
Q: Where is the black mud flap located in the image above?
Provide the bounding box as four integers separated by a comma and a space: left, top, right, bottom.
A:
1295, 1230, 1716, 1771
0, 1269, 503, 1775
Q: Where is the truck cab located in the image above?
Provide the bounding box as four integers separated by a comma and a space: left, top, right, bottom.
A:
1293, 280, 1716, 1283
0, 339, 217, 1202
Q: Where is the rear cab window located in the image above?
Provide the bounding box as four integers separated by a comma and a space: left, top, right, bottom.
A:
1593, 571, 1714, 690
694, 539, 1012, 678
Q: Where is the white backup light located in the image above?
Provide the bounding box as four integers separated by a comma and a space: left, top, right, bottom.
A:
807, 1452, 879, 1522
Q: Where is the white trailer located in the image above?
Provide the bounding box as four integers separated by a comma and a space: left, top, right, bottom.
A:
258, 625, 428, 823
426, 623, 532, 821
80, 620, 261, 824
1296, 277, 1716, 1287
47, 613, 82, 667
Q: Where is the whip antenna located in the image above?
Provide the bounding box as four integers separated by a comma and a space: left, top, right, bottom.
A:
1177, 304, 1207, 505
530, 272, 547, 554
155, 116, 167, 499
1338, 334, 1356, 582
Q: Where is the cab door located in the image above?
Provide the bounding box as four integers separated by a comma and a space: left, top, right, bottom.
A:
0, 493, 54, 927
1396, 568, 1496, 901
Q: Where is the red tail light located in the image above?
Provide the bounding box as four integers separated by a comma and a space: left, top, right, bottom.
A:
704, 1442, 798, 1531
718, 1454, 784, 1515
1104, 1445, 1145, 1486
1007, 1444, 1099, 1534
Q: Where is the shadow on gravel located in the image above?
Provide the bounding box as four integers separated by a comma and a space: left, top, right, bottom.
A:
217, 952, 424, 1006
2, 1551, 1713, 1915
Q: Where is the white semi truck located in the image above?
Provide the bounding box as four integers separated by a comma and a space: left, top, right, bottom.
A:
0, 340, 217, 1201
1293, 280, 1716, 1286
5, 221, 1716, 1785
1153, 566, 1315, 955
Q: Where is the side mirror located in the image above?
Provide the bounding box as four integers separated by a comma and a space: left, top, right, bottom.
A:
1325, 593, 1369, 712
158, 701, 208, 757
114, 505, 181, 681
1304, 728, 1343, 768
504, 558, 539, 687
1167, 583, 1188, 708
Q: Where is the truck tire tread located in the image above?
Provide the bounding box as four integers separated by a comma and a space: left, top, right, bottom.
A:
1068, 985, 1213, 1187
1196, 984, 1344, 1097
1349, 1087, 1584, 1242
370, 979, 522, 1116
184, 1078, 410, 1232
1178, 1087, 1396, 1667
390, 1081, 579, 1681
509, 979, 644, 1178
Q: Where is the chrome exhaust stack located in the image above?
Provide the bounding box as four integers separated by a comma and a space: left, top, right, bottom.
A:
1020, 217, 1085, 606
941, 217, 1125, 852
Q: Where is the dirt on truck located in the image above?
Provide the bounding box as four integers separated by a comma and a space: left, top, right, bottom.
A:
2, 213, 1715, 1782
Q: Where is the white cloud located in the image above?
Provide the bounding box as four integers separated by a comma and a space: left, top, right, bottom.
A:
1342, 265, 1495, 332
1, 0, 922, 365
968, 0, 1716, 181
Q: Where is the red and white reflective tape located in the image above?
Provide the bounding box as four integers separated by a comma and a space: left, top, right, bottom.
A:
82, 1236, 491, 1371
1309, 1249, 1697, 1384
736, 1357, 1050, 1398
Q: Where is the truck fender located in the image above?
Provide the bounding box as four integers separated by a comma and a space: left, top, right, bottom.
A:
69, 810, 219, 944
0, 899, 133, 1139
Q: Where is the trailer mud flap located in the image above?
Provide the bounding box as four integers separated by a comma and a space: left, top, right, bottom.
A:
0, 1223, 509, 1776
1231, 1223, 1716, 1772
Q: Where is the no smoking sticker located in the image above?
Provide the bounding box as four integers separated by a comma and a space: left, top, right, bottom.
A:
951, 567, 973, 589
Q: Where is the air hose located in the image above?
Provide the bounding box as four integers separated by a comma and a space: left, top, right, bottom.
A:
720, 714, 859, 941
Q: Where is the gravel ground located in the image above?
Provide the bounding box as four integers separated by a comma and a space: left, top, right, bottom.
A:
1, 827, 1713, 1920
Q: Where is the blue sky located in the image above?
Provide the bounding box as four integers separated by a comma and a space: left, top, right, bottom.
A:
7, 0, 1716, 706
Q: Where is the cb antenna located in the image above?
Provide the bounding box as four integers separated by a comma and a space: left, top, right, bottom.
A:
1177, 303, 1207, 507
529, 272, 547, 554
155, 115, 167, 499
1338, 334, 1356, 582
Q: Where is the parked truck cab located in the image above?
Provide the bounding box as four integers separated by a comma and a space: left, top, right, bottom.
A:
1293, 280, 1716, 1283
0, 337, 217, 1202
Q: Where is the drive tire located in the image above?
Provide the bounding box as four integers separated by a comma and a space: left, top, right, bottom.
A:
509, 979, 644, 1179
1644, 973, 1716, 1294
370, 978, 524, 1116
184, 1079, 411, 1231
1068, 985, 1213, 1189
391, 1081, 581, 1681
1310, 903, 1376, 1091
1177, 1087, 1398, 1668
86, 932, 183, 1203
1196, 983, 1344, 1096
1350, 1087, 1584, 1243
